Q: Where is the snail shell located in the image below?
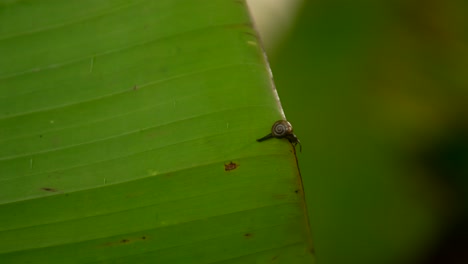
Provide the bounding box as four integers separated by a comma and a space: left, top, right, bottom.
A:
271, 120, 293, 138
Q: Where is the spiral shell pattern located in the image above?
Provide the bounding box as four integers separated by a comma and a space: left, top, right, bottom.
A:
271, 120, 293, 138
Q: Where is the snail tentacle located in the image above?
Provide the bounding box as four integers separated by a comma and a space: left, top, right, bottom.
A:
286, 133, 302, 152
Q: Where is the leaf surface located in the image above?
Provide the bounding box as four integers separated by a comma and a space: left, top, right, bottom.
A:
0, 0, 313, 263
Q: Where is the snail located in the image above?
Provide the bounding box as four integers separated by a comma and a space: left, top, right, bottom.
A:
257, 120, 302, 152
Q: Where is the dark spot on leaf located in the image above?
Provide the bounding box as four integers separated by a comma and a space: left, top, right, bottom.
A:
244, 233, 252, 238
224, 161, 238, 171
41, 187, 57, 192
294, 189, 299, 194
133, 85, 138, 91
39, 135, 43, 138
100, 236, 148, 248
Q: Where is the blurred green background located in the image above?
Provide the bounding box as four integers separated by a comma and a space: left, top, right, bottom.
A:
248, 0, 468, 263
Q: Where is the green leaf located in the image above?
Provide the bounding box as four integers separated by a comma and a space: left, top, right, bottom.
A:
0, 0, 313, 263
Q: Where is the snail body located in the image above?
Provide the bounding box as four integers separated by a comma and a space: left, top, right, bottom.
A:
257, 120, 302, 152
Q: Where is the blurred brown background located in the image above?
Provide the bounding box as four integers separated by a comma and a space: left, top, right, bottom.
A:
248, 1, 468, 263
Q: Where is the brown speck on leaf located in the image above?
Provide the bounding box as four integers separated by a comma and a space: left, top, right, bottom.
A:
294, 189, 300, 194
41, 187, 57, 192
244, 233, 252, 238
224, 161, 238, 171
99, 237, 144, 248
133, 85, 138, 91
